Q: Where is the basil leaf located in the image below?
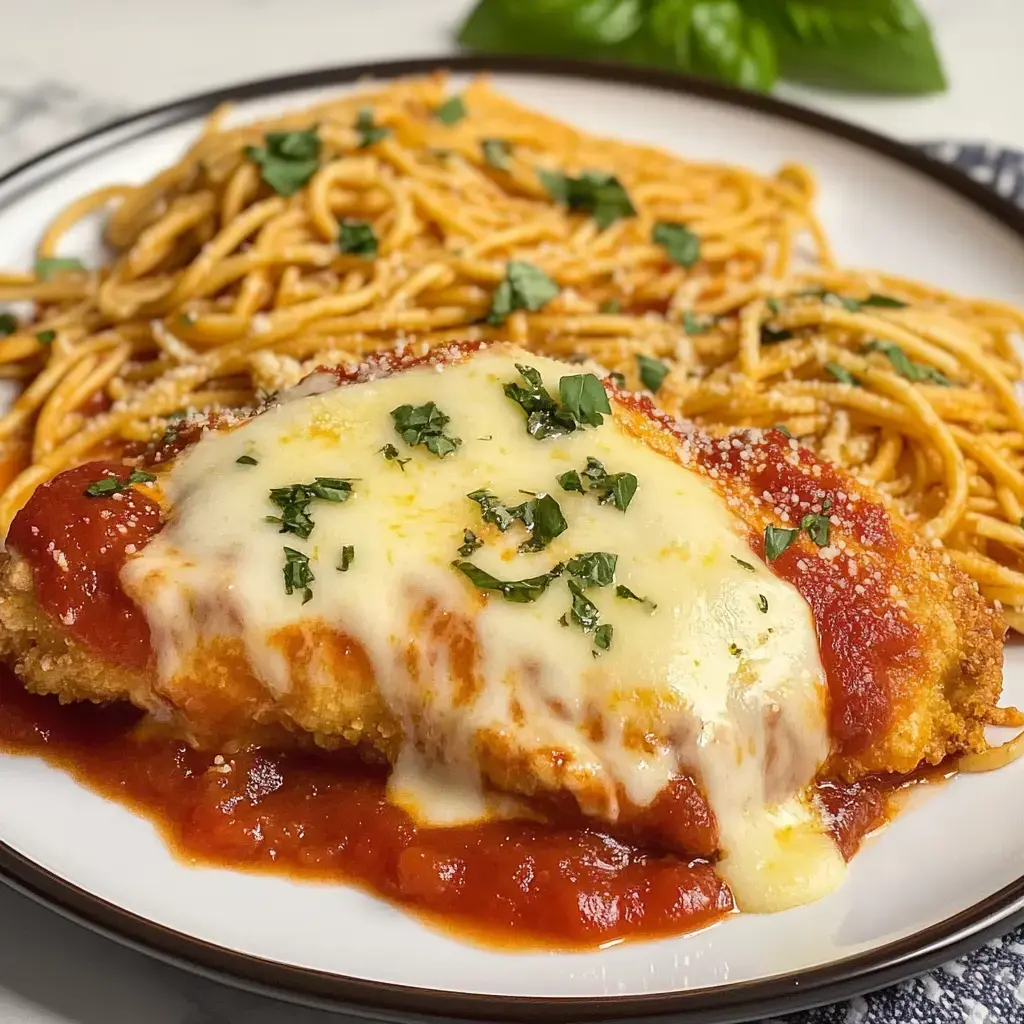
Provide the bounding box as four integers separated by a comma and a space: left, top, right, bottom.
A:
452, 559, 564, 603
236, 455, 258, 466
636, 354, 670, 393
283, 546, 315, 603
826, 362, 858, 386
35, 257, 84, 279
800, 512, 830, 547
338, 220, 378, 258
652, 221, 701, 268
435, 96, 467, 125
391, 402, 462, 458
337, 545, 355, 572
566, 551, 618, 588
757, 593, 769, 614
458, 529, 483, 557
538, 168, 636, 228
245, 128, 321, 196
731, 556, 756, 572
481, 138, 513, 169
608, 371, 627, 389
355, 108, 390, 148
559, 373, 610, 427
266, 478, 355, 539
580, 456, 638, 512
600, 299, 622, 314
689, 2, 777, 91
615, 583, 656, 612
0, 313, 17, 336
751, 0, 946, 95
379, 443, 411, 469
488, 260, 560, 325
764, 524, 799, 560
35, 329, 56, 345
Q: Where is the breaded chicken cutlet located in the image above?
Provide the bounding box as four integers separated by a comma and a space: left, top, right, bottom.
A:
0, 343, 1006, 912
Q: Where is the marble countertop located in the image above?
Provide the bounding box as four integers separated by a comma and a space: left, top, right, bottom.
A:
1, 2, 1023, 1023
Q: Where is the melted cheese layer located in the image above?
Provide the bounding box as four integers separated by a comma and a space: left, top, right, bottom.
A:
122, 346, 844, 911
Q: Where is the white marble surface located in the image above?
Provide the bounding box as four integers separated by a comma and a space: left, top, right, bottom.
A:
0, 1, 1023, 1023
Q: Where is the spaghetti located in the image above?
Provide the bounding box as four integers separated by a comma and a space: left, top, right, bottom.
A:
0, 73, 1023, 630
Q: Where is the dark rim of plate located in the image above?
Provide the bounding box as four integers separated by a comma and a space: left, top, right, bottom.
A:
1, 54, 1023, 1024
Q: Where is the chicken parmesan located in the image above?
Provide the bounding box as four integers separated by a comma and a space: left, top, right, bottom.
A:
0, 343, 1005, 934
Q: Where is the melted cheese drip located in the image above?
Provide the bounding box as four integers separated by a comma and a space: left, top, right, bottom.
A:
122, 347, 845, 912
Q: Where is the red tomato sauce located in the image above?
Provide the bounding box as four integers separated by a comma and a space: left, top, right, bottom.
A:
6, 461, 161, 670
0, 668, 733, 948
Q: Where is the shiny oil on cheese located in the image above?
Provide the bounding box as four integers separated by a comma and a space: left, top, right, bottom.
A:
121, 345, 845, 912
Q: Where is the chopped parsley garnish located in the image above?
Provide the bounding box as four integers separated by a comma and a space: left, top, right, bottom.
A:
502, 364, 581, 440
35, 257, 84, 280
863, 340, 952, 386
435, 96, 467, 125
593, 623, 613, 654
652, 222, 701, 268
538, 168, 636, 228
35, 329, 56, 344
826, 362, 859, 386
379, 443, 411, 470
338, 220, 378, 258
338, 545, 355, 572
83, 468, 156, 498
355, 108, 390, 148
452, 559, 564, 603
512, 493, 568, 552
266, 477, 355, 539
458, 529, 483, 557
487, 260, 559, 325
0, 312, 17, 336
761, 324, 795, 345
567, 579, 601, 632
391, 402, 462, 458
580, 456, 637, 512
731, 556, 756, 572
797, 289, 908, 312
559, 373, 611, 427
800, 512, 831, 547
862, 293, 908, 309
283, 547, 314, 603
682, 311, 716, 335
566, 551, 617, 589
245, 128, 321, 196
236, 454, 258, 466
636, 354, 669, 394
757, 594, 769, 614
615, 584, 657, 612
466, 489, 567, 552
557, 469, 584, 493
481, 138, 512, 169
764, 524, 799, 561
600, 299, 622, 314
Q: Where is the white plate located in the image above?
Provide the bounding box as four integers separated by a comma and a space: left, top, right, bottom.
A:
1, 57, 1024, 1024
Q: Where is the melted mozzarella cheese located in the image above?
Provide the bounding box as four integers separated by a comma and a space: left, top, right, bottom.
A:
122, 346, 845, 911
